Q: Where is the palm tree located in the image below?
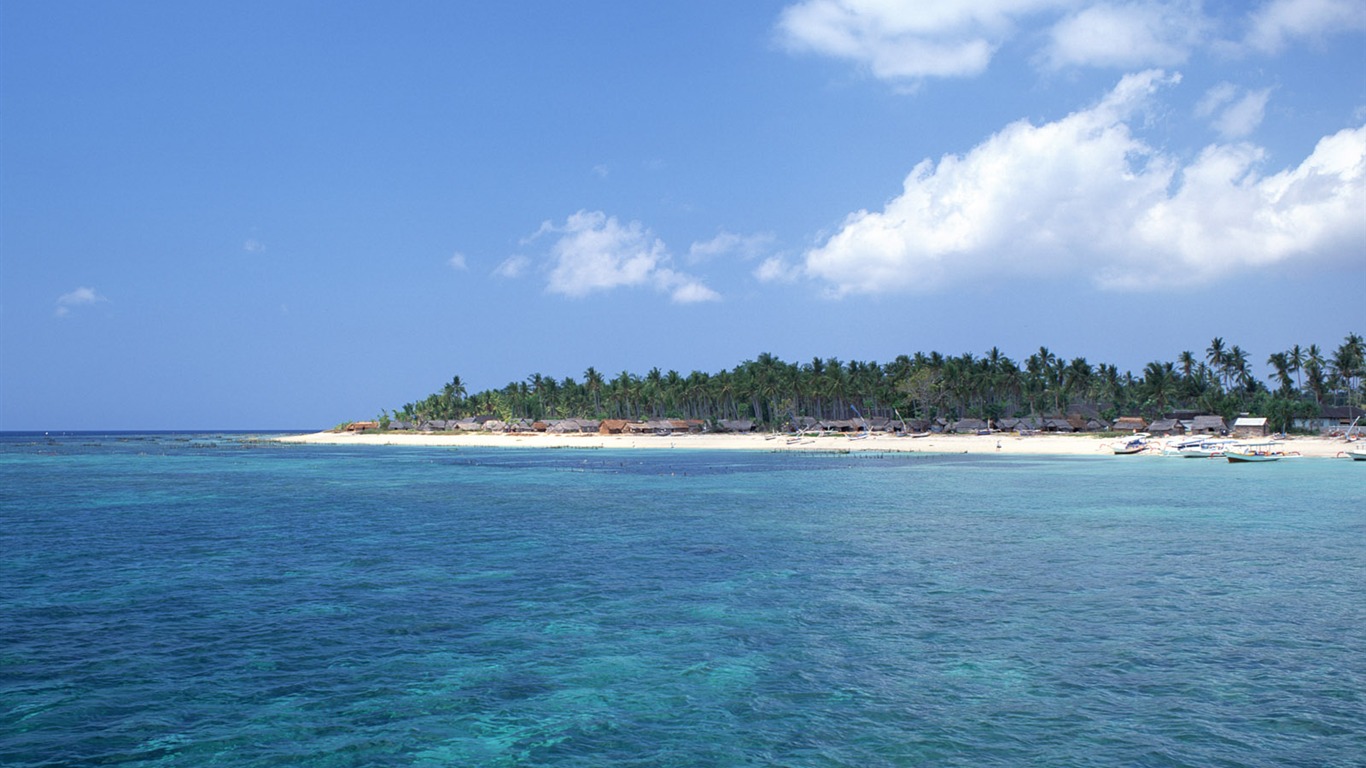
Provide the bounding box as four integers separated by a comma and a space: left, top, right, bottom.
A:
1288, 344, 1304, 394
583, 366, 605, 416
1266, 352, 1293, 395
1142, 361, 1177, 415
1177, 351, 1196, 381
1206, 337, 1227, 391
1304, 345, 1327, 405
1332, 333, 1364, 408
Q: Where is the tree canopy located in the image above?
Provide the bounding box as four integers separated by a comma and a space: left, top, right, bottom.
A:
386, 334, 1365, 434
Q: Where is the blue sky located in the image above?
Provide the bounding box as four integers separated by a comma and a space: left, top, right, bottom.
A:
2, 0, 1363, 430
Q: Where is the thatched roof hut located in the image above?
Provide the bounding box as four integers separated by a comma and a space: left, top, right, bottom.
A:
1190, 415, 1226, 434
1147, 418, 1182, 435
716, 419, 755, 433
1112, 416, 1147, 432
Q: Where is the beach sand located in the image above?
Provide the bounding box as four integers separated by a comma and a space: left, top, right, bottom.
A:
276, 430, 1356, 458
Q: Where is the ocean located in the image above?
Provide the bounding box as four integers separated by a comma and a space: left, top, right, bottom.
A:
2, 433, 1363, 767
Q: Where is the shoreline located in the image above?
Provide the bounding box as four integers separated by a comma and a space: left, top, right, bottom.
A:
275, 431, 1357, 458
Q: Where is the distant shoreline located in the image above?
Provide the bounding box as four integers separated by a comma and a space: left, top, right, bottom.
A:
275, 431, 1357, 458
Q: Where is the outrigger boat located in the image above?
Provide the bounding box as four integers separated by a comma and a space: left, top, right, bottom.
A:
1110, 434, 1150, 455
1225, 441, 1296, 463
1161, 437, 1238, 458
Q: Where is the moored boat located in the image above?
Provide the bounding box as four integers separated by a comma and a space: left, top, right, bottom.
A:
1226, 450, 1281, 463
1110, 434, 1150, 454
1225, 441, 1295, 462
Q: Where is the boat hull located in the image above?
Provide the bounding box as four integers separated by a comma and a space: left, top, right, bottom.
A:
1226, 451, 1280, 463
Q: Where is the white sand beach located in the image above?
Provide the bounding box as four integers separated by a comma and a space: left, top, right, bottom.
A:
276, 430, 1357, 458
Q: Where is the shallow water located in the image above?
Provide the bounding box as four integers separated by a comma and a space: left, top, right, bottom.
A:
2, 434, 1363, 766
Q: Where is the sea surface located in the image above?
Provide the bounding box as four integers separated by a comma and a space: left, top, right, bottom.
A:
2, 432, 1363, 767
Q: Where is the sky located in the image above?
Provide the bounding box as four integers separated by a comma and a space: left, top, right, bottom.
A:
2, 0, 1363, 430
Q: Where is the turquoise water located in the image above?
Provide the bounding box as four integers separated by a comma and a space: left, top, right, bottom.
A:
2, 434, 1363, 767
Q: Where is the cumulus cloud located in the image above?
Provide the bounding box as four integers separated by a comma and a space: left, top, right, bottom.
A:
530, 211, 719, 303
448, 251, 468, 270
55, 286, 106, 317
1242, 0, 1366, 54
802, 70, 1365, 295
1044, 2, 1206, 68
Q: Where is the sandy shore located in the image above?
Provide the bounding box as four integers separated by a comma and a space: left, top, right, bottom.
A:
275, 431, 1357, 458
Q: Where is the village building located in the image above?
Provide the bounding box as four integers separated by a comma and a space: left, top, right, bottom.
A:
1292, 405, 1366, 434
1188, 415, 1227, 435
1146, 418, 1183, 436
1111, 416, 1147, 432
1232, 416, 1269, 437
715, 419, 755, 433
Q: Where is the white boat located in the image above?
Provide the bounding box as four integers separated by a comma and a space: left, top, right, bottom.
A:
1110, 434, 1150, 455
1225, 441, 1295, 463
1162, 437, 1238, 458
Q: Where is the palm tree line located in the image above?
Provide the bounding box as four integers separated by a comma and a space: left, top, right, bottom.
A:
387, 334, 1364, 433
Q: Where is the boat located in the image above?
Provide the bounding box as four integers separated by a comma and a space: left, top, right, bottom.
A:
1226, 450, 1280, 462
1162, 437, 1237, 458
1110, 435, 1150, 454
1225, 441, 1295, 462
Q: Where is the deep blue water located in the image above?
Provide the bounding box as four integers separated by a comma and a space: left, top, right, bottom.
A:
2, 433, 1363, 767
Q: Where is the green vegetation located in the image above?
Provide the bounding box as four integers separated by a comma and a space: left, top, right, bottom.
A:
387, 334, 1364, 431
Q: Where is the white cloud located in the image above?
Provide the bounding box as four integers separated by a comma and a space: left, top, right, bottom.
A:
531, 210, 719, 303
243, 238, 266, 253
1044, 2, 1206, 68
802, 70, 1365, 294
778, 1, 1366, 82
448, 251, 468, 271
493, 255, 531, 279
776, 0, 1226, 81
687, 231, 776, 263
1198, 85, 1271, 139
1243, 0, 1366, 54
776, 0, 1067, 80
55, 286, 105, 317
755, 256, 803, 283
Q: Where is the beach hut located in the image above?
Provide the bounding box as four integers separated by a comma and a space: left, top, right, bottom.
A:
1040, 418, 1074, 433
346, 421, 378, 432
1189, 415, 1226, 435
599, 419, 630, 435
1147, 418, 1183, 436
1112, 416, 1147, 432
950, 418, 989, 434
716, 419, 755, 433
1232, 416, 1269, 437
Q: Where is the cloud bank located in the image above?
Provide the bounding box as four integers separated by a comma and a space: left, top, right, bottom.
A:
802, 70, 1366, 295
778, 0, 1366, 80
